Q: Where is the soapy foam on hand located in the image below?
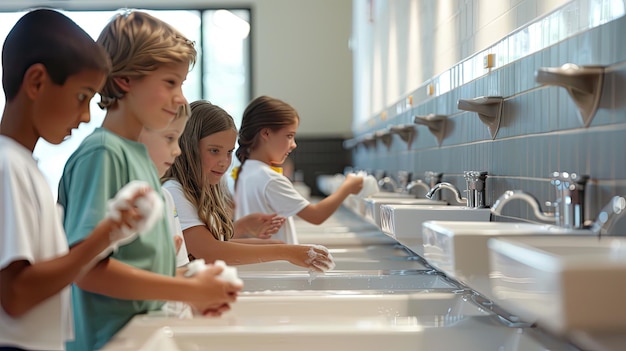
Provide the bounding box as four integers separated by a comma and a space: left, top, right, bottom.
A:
185, 259, 244, 286
105, 180, 164, 245
305, 245, 335, 282
344, 171, 379, 199
96, 181, 164, 262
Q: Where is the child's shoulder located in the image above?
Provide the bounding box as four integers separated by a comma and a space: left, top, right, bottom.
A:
162, 179, 182, 192
70, 128, 146, 161
0, 136, 37, 172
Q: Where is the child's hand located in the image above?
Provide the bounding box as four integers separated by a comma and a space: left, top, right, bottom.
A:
341, 173, 364, 195
287, 244, 335, 272
186, 263, 242, 317
238, 213, 286, 239
106, 180, 164, 246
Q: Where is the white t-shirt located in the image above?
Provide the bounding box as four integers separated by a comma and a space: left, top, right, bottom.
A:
234, 160, 309, 244
0, 136, 72, 350
163, 180, 204, 230
162, 187, 189, 267
162, 180, 225, 242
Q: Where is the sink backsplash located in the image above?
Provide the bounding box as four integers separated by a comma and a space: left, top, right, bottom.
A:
351, 8, 626, 230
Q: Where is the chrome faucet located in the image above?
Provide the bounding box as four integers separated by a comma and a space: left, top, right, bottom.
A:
490, 190, 555, 223
425, 171, 487, 208
426, 182, 466, 204
406, 171, 443, 199
549, 172, 588, 229
590, 196, 626, 236
491, 172, 589, 229
464, 171, 488, 208
378, 176, 401, 193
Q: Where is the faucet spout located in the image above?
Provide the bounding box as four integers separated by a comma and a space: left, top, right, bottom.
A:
378, 176, 400, 193
426, 182, 466, 205
491, 190, 555, 223
590, 196, 626, 236
406, 179, 430, 194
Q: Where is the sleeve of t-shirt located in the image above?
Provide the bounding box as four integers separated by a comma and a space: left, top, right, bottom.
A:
58, 147, 127, 247
162, 181, 205, 232
0, 160, 37, 268
264, 175, 310, 217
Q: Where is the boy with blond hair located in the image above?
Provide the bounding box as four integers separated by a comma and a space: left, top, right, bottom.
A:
58, 11, 241, 351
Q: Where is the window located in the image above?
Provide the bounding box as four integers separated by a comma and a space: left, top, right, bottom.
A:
0, 8, 251, 198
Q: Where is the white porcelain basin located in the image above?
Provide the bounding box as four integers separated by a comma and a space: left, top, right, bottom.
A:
488, 235, 626, 334
363, 197, 447, 228
237, 257, 427, 272
344, 192, 416, 215
106, 315, 423, 351
238, 270, 457, 292
379, 205, 491, 255
103, 299, 551, 351
237, 245, 427, 272
297, 230, 398, 247
421, 221, 590, 298
293, 219, 379, 234
227, 292, 491, 318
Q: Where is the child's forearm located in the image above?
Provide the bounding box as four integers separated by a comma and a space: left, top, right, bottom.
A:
183, 226, 289, 265
0, 219, 115, 317
74, 257, 199, 301
297, 190, 347, 225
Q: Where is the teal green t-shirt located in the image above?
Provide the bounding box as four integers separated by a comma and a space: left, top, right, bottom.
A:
58, 128, 175, 351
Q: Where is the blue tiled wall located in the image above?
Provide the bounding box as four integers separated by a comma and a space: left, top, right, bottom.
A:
352, 15, 626, 226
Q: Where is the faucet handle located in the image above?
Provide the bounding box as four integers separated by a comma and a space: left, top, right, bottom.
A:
464, 171, 488, 208
549, 171, 589, 229
424, 171, 443, 187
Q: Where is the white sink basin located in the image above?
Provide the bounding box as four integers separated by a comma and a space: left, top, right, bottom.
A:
103, 297, 551, 351
363, 198, 447, 228
344, 192, 416, 215
379, 205, 491, 255
237, 245, 427, 272
237, 257, 427, 272
106, 315, 423, 351
297, 230, 398, 247
488, 235, 626, 333
421, 221, 589, 299
238, 270, 457, 292
227, 292, 491, 318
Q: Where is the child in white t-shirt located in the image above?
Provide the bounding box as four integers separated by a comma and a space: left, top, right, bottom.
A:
234, 95, 363, 244
0, 9, 158, 351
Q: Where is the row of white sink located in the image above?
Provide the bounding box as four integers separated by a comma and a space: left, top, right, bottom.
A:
346, 192, 626, 348
100, 192, 623, 350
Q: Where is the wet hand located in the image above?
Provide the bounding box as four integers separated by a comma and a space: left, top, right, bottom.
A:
106, 180, 163, 245
343, 173, 364, 195
186, 262, 242, 316
288, 244, 336, 272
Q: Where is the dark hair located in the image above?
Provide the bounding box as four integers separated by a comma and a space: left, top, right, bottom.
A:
2, 9, 111, 101
164, 100, 237, 240
236, 95, 299, 165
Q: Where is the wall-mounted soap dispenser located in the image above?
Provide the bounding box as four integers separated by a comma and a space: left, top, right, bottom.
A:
414, 114, 447, 146
535, 63, 605, 127
361, 133, 377, 150
374, 129, 393, 150
388, 124, 417, 149
457, 96, 504, 139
